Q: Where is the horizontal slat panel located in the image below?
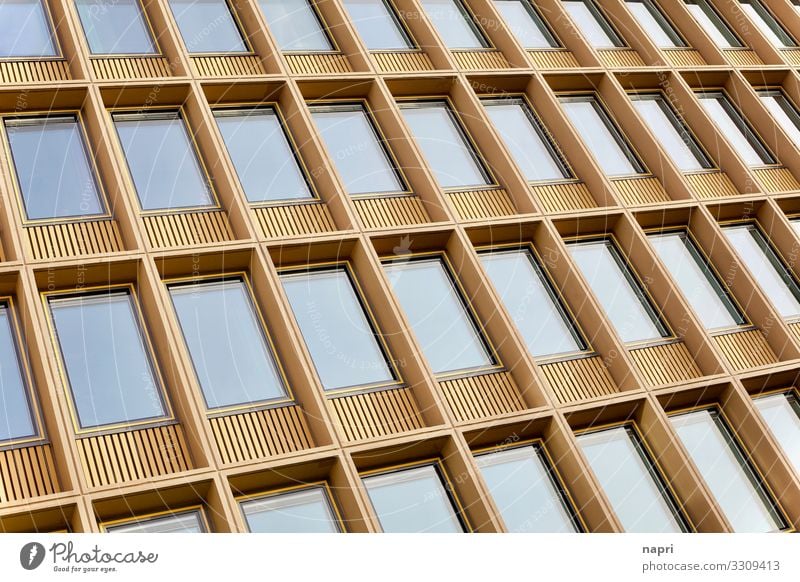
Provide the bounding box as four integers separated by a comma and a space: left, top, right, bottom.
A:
532, 181, 596, 212
540, 356, 617, 405
596, 49, 646, 67
527, 50, 579, 68
0, 444, 59, 503
285, 53, 351, 74
77, 424, 191, 488
439, 371, 525, 422
190, 55, 264, 77
91, 57, 171, 80
329, 388, 424, 442
684, 171, 740, 199
752, 167, 800, 193
661, 49, 706, 67
352, 196, 429, 229
611, 176, 670, 205
722, 49, 763, 66
372, 51, 434, 72
452, 50, 509, 70
209, 405, 314, 465
446, 188, 516, 220
0, 60, 70, 83
253, 202, 337, 238
628, 342, 702, 386
143, 210, 233, 248
713, 329, 778, 371
25, 220, 123, 260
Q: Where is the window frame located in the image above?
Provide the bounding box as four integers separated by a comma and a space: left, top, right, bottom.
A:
167, 0, 252, 55
343, 0, 419, 51
101, 506, 209, 533
752, 387, 800, 474
237, 481, 345, 533
0, 0, 61, 59
492, 0, 562, 49
737, 0, 797, 47
626, 0, 687, 48
420, 0, 493, 50
562, 0, 627, 48
757, 87, 800, 145
73, 0, 161, 57
684, 0, 744, 48
259, 0, 339, 54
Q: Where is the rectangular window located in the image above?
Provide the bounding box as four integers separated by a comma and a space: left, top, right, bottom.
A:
630, 93, 712, 172
240, 486, 341, 533
568, 238, 669, 344
105, 510, 206, 533
753, 391, 800, 476
559, 94, 645, 177
420, 0, 488, 49
0, 301, 38, 444
168, 277, 288, 411
48, 290, 168, 430
362, 463, 466, 533
4, 115, 105, 221
113, 111, 215, 212
684, 0, 742, 47
648, 230, 745, 330
722, 223, 800, 319
670, 408, 786, 532
214, 107, 313, 203
168, 0, 248, 54
259, 0, 334, 52
492, 0, 559, 49
74, 0, 157, 55
738, 0, 796, 47
482, 98, 570, 182
342, 0, 413, 50
383, 256, 494, 376
479, 247, 586, 358
578, 425, 689, 532
309, 104, 404, 196
562, 0, 625, 48
399, 100, 492, 189
281, 266, 396, 392
758, 89, 800, 149
0, 0, 57, 57
475, 444, 581, 532
697, 92, 775, 166
626, 0, 685, 47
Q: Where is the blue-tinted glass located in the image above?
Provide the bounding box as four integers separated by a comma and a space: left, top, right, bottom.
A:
241, 487, 340, 533
75, 0, 157, 55
0, 0, 57, 57
0, 304, 36, 442
168, 0, 247, 53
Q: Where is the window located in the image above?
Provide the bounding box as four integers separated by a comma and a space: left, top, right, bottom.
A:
753, 391, 800, 475
342, 0, 413, 50
362, 464, 466, 533
684, 0, 742, 48
419, 0, 488, 49
4, 115, 105, 221
383, 257, 494, 375
492, 0, 559, 49
74, 0, 157, 55
737, 0, 796, 47
48, 290, 168, 430
670, 408, 786, 532
559, 95, 645, 177
399, 101, 492, 189
475, 445, 581, 532
105, 510, 206, 533
482, 98, 570, 182
168, 278, 288, 411
309, 104, 404, 196
281, 266, 396, 392
214, 107, 313, 203
479, 248, 586, 358
259, 0, 333, 52
758, 89, 800, 149
697, 92, 775, 166
167, 0, 247, 54
568, 238, 669, 344
626, 0, 685, 47
240, 486, 341, 533
577, 426, 689, 532
648, 230, 745, 330
0, 0, 57, 58
562, 0, 625, 48
722, 223, 800, 319
0, 302, 37, 444
630, 93, 712, 172
113, 111, 215, 211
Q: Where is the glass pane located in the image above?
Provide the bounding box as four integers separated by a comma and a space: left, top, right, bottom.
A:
0, 0, 57, 57
578, 426, 686, 532
476, 446, 579, 532
631, 94, 710, 172
49, 291, 166, 429
493, 0, 558, 49
482, 99, 569, 182
4, 116, 105, 220
310, 105, 404, 196
0, 304, 36, 443
420, 0, 487, 49
169, 279, 286, 410
281, 267, 395, 391
627, 0, 683, 47
363, 465, 464, 533
560, 97, 641, 177
479, 249, 584, 358
241, 487, 340, 533
723, 224, 800, 319
670, 409, 784, 532
562, 0, 623, 48
168, 0, 247, 53
648, 231, 744, 330
215, 108, 312, 203
75, 0, 157, 55
685, 0, 741, 47
759, 91, 800, 149
400, 101, 490, 189
114, 112, 214, 211
698, 94, 773, 166
107, 511, 205, 533
342, 0, 413, 50
384, 258, 493, 375
569, 239, 668, 343
738, 0, 795, 47
259, 0, 333, 51
754, 392, 800, 476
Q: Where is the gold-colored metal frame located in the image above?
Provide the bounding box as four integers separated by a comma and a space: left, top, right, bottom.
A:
235, 480, 346, 532
268, 0, 342, 55
72, 0, 164, 59
168, 0, 255, 56
100, 504, 210, 532
0, 0, 63, 61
